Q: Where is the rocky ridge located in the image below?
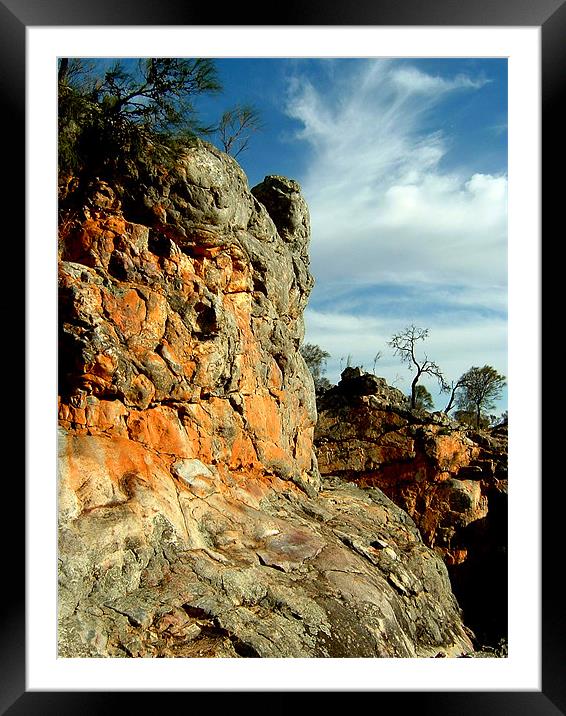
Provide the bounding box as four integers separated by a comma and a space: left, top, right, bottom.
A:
315, 367, 508, 645
57, 142, 477, 658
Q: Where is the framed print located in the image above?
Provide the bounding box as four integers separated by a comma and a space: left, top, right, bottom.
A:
10, 0, 559, 713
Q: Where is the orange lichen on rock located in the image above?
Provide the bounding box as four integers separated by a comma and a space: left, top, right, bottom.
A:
57, 145, 484, 659
315, 368, 507, 568
59, 159, 317, 490
126, 406, 195, 458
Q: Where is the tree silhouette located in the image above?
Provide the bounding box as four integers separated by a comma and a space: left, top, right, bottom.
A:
388, 325, 447, 409
455, 365, 506, 429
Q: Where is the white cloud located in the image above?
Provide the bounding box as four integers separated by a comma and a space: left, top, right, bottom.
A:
305, 307, 507, 411
285, 60, 508, 408
391, 66, 489, 94
285, 59, 507, 291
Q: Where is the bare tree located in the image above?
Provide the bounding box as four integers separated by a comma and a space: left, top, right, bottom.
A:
218, 103, 263, 157
443, 377, 466, 414
388, 325, 447, 409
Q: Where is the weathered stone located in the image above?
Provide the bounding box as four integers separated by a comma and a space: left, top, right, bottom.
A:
315, 368, 508, 647
59, 145, 317, 493
58, 141, 477, 659
58, 435, 474, 658
257, 527, 326, 572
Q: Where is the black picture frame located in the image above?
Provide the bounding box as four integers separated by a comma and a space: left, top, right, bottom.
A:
10, 0, 558, 713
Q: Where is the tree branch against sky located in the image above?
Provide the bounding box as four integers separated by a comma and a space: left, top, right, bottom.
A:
58, 57, 223, 178
443, 377, 466, 414
388, 325, 448, 409
217, 103, 264, 158
57, 57, 508, 412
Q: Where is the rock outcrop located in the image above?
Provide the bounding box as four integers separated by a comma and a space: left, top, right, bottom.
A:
59, 148, 319, 497
59, 438, 474, 658
57, 142, 476, 658
315, 368, 508, 646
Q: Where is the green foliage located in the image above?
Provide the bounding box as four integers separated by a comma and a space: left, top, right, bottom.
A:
58, 57, 222, 180
98, 58, 221, 131
300, 343, 332, 393
455, 365, 506, 429
58, 60, 99, 174
454, 410, 491, 430
315, 376, 333, 393
410, 384, 434, 411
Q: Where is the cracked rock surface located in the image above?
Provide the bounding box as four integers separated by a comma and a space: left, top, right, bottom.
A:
59, 430, 473, 657
316, 369, 507, 569
315, 368, 508, 647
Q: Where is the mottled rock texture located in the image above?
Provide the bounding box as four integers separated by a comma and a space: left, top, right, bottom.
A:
59, 144, 318, 496
59, 433, 473, 658
58, 141, 474, 658
315, 368, 508, 645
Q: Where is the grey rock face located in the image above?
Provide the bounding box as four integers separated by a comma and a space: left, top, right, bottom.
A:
58, 142, 475, 659
58, 429, 474, 658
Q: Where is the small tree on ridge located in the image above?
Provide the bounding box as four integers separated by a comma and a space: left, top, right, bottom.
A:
388, 325, 447, 409
455, 365, 506, 429
218, 103, 263, 158
300, 343, 332, 393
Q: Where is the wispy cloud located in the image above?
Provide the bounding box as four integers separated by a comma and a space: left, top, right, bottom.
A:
285, 59, 507, 408
285, 60, 507, 290
391, 66, 490, 94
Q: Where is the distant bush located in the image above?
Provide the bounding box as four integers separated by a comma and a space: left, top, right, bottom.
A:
409, 384, 434, 411
300, 343, 333, 393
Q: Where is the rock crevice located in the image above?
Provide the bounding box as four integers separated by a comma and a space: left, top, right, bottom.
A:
315, 368, 508, 646
58, 142, 479, 658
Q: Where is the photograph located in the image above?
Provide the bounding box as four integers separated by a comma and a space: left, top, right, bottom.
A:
56, 55, 509, 660
11, 2, 558, 711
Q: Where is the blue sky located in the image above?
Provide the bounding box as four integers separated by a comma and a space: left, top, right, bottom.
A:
198, 58, 508, 414
89, 57, 508, 414
205, 58, 507, 187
